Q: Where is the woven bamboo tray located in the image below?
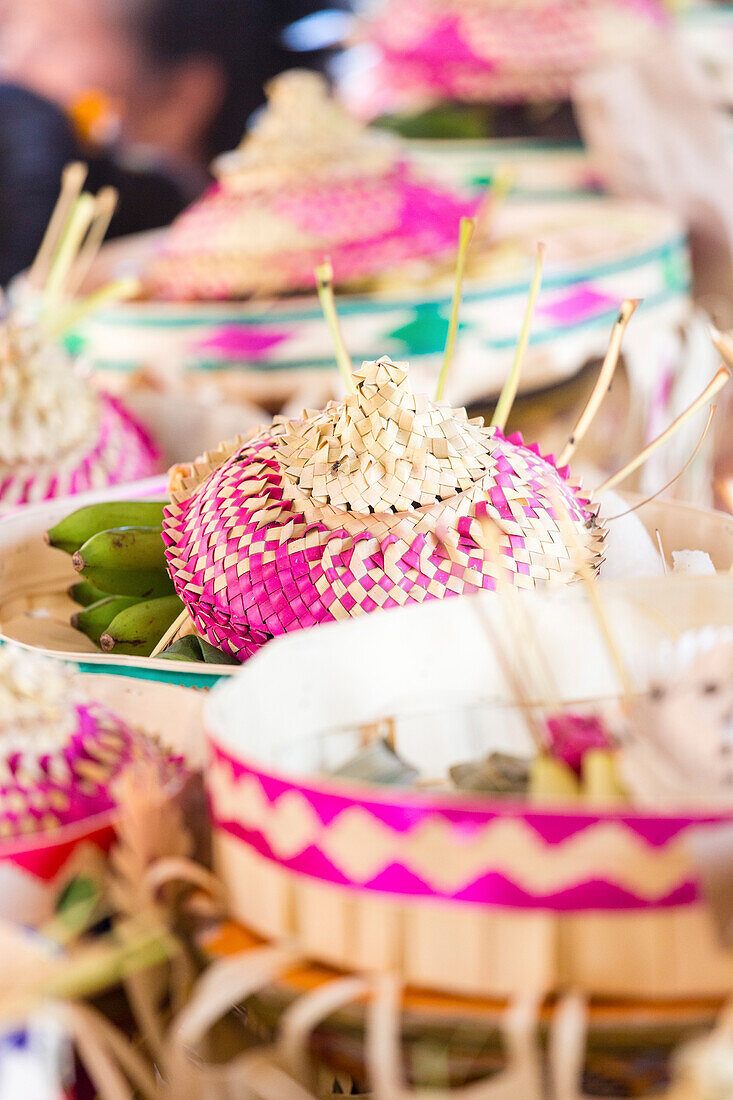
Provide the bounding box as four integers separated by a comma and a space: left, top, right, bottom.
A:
0, 484, 731, 687
206, 563, 733, 1002
76, 198, 690, 411
0, 668, 203, 926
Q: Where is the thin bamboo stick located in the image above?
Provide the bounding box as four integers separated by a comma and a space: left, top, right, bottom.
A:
597, 367, 730, 493
434, 217, 475, 402
491, 242, 546, 432
558, 299, 639, 467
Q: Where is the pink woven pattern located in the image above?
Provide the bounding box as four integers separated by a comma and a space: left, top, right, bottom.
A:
163, 416, 602, 663
0, 394, 159, 511
359, 0, 665, 111
0, 704, 184, 840
147, 163, 478, 301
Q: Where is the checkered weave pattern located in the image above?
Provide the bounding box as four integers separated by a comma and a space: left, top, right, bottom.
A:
145, 72, 477, 301
356, 0, 665, 113
0, 704, 184, 839
0, 394, 159, 511
163, 358, 604, 661
0, 648, 184, 840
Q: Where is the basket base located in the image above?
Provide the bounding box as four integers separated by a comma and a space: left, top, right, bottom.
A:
215, 833, 733, 1001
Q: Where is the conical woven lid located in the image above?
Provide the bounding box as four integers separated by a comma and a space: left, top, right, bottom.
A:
0, 321, 158, 509
279, 357, 495, 512
163, 357, 605, 661
0, 323, 98, 469
146, 71, 478, 301
215, 69, 396, 191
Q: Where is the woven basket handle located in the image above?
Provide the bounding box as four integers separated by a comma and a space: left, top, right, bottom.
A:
548, 993, 588, 1100
54, 1002, 159, 1100
365, 973, 543, 1100
163, 941, 304, 1099
279, 974, 373, 1088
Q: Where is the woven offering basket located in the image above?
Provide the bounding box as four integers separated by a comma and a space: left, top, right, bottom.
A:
0, 667, 201, 927
0, 480, 732, 685
349, 0, 666, 118
75, 197, 690, 411
161, 356, 608, 662
205, 572, 733, 1002
0, 392, 159, 514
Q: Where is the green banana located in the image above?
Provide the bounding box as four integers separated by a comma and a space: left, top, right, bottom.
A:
72, 527, 174, 598
46, 501, 167, 555
68, 581, 109, 607
71, 596, 141, 648
100, 596, 184, 657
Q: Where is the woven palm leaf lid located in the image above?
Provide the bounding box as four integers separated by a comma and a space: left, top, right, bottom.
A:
0, 647, 184, 842
352, 0, 666, 116
0, 320, 157, 509
163, 356, 603, 661
145, 70, 479, 301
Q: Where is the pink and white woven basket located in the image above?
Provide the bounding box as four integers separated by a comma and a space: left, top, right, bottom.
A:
0, 696, 185, 926
162, 358, 603, 661
204, 576, 733, 1000
353, 0, 667, 116
147, 162, 478, 302
0, 394, 159, 512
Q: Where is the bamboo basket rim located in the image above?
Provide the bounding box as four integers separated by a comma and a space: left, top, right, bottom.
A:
210, 738, 733, 827
81, 197, 684, 322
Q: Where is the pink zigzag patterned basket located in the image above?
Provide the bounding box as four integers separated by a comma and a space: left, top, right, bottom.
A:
207, 738, 733, 998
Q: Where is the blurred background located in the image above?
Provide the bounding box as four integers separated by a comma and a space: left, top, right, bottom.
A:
0, 0, 352, 283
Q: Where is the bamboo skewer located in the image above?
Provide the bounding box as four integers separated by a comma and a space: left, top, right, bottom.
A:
553, 491, 635, 706
597, 367, 730, 494
476, 602, 548, 751
67, 186, 119, 297
474, 515, 560, 742
605, 406, 715, 521
28, 161, 87, 289
434, 217, 475, 402
491, 242, 546, 432
558, 299, 639, 467
315, 261, 356, 395
42, 193, 96, 308
47, 277, 141, 341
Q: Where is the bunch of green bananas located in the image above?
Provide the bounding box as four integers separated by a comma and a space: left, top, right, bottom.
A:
47, 501, 184, 658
